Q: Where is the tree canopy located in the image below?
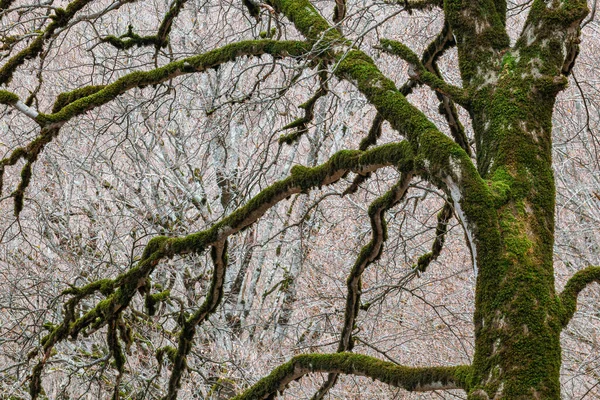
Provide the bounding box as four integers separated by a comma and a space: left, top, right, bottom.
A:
0, 0, 599, 399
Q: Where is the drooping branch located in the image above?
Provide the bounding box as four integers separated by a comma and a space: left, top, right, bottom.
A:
313, 173, 413, 399
343, 113, 383, 195
232, 353, 470, 399
420, 22, 471, 156
0, 126, 60, 215
415, 202, 453, 273
166, 240, 229, 400
279, 66, 329, 145
558, 266, 600, 327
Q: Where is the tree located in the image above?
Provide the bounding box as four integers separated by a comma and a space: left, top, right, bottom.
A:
0, 0, 599, 398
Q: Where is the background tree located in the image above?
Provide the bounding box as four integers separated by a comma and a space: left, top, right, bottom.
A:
0, 0, 599, 399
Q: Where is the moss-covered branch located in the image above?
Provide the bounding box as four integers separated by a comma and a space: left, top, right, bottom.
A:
515, 0, 588, 80
166, 240, 229, 399
1, 40, 311, 216
381, 0, 442, 11
419, 22, 471, 156
378, 38, 470, 107
558, 266, 600, 327
1, 127, 60, 215
37, 39, 312, 126
415, 202, 453, 273
279, 67, 329, 145
314, 174, 413, 399
101, 0, 188, 53
232, 353, 470, 399
344, 113, 383, 195
269, 0, 495, 286
101, 26, 164, 50
155, 0, 187, 51
0, 0, 94, 85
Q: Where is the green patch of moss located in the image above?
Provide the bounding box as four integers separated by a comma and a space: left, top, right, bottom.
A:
0, 90, 19, 104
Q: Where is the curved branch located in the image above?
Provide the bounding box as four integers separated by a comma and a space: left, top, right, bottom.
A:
415, 202, 453, 273
37, 39, 312, 127
279, 66, 329, 145
0, 0, 94, 85
1, 39, 311, 215
558, 266, 600, 327
233, 353, 470, 399
268, 0, 494, 279
166, 240, 229, 399
314, 173, 413, 399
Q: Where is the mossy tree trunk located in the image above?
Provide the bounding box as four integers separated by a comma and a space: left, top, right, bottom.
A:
449, 1, 587, 398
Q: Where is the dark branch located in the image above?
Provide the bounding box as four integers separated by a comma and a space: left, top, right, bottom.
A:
166, 240, 229, 399
314, 174, 413, 399
378, 38, 470, 107
279, 66, 329, 145
558, 266, 600, 327
415, 202, 453, 273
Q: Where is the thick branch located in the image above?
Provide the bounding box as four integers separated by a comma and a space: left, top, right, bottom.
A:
515, 0, 588, 80
558, 266, 600, 327
269, 0, 495, 277
233, 353, 470, 399
37, 39, 311, 127
444, 0, 509, 87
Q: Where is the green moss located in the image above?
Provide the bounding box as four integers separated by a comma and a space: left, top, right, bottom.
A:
101, 25, 163, 50
0, 90, 19, 104
232, 353, 470, 399
558, 266, 600, 326
39, 40, 311, 125
156, 346, 177, 364
145, 289, 170, 316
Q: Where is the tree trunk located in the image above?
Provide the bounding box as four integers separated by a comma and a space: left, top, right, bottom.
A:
469, 76, 561, 398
